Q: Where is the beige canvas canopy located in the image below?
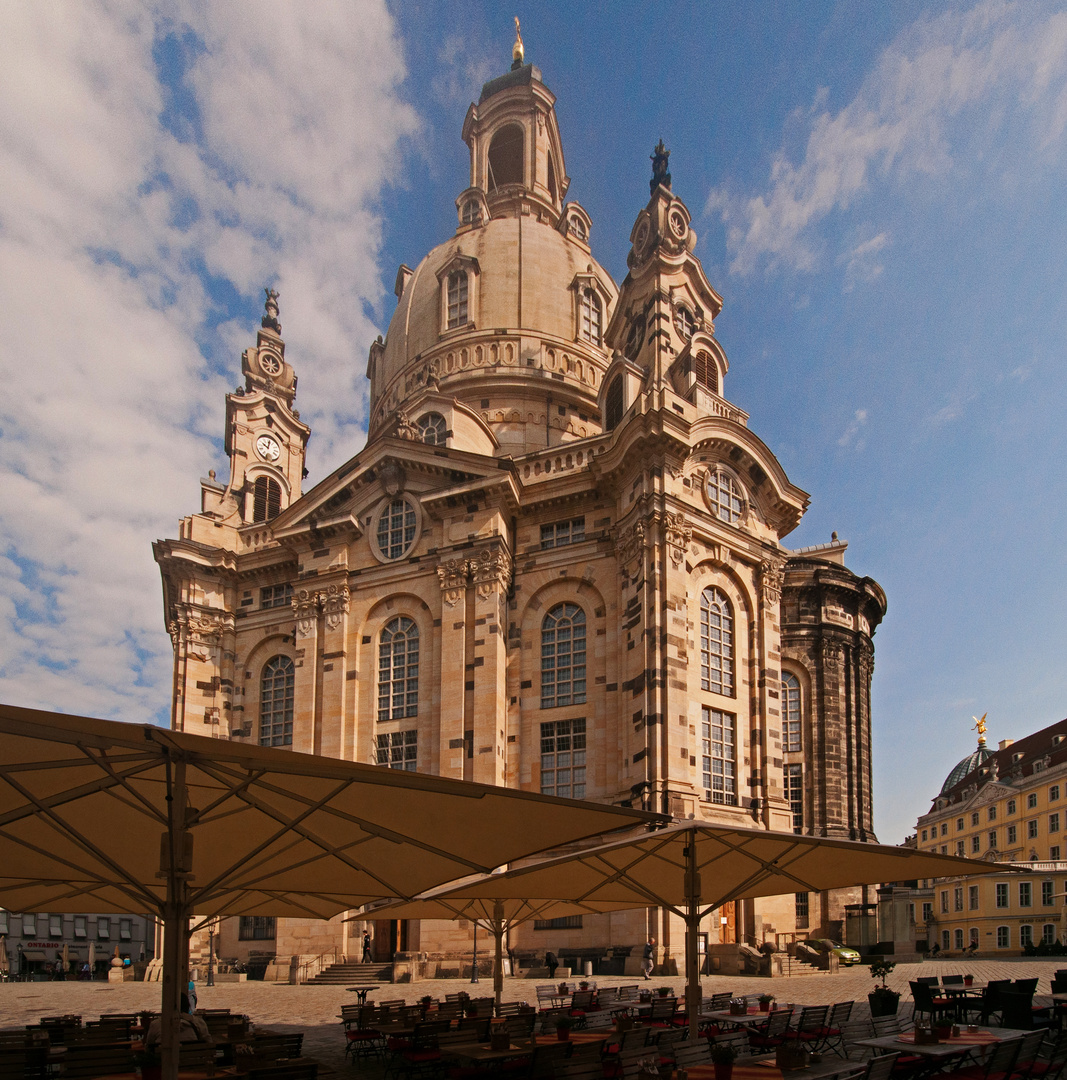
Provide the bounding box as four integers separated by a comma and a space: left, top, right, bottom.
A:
372, 820, 1016, 1037
0, 702, 656, 1076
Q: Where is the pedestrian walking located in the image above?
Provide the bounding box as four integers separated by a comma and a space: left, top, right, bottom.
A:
545, 950, 558, 978
642, 936, 656, 980
361, 931, 372, 963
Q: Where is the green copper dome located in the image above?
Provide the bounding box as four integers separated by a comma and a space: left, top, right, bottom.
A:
939, 744, 995, 795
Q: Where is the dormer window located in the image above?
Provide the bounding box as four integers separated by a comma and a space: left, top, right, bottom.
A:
580, 288, 602, 346
446, 271, 468, 329
461, 199, 482, 226
706, 467, 745, 524
605, 375, 624, 431
252, 476, 281, 522
417, 412, 447, 445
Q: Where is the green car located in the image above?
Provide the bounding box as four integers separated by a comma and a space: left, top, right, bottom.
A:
809, 938, 861, 966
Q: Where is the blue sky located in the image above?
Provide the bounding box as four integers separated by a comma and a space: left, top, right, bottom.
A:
1, 1, 1066, 844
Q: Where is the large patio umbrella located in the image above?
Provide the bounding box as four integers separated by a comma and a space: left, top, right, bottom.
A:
0, 702, 657, 1077
391, 820, 1017, 1037
357, 885, 642, 1009
0, 935, 8, 975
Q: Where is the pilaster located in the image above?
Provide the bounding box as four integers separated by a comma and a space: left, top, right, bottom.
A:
436, 558, 469, 779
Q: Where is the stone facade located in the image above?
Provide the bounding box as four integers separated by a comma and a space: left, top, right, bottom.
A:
155, 50, 886, 976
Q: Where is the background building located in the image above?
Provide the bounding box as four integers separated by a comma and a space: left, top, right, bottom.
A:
888, 717, 1067, 956
155, 45, 886, 977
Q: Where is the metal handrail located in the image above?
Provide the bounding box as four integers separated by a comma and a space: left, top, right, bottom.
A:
298, 947, 340, 983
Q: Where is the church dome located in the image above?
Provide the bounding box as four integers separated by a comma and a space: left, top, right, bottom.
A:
939, 743, 994, 795
366, 55, 617, 452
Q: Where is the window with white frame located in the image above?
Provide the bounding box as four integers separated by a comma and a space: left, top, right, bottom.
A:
378, 617, 419, 721
1029, 792, 1039, 809
996, 883, 1009, 907
674, 305, 695, 341
706, 468, 744, 523
997, 925, 1010, 948
259, 656, 294, 747
1043, 881, 1055, 906
1052, 785, 1061, 802
702, 707, 737, 806
376, 730, 417, 771
970, 927, 979, 948
784, 763, 803, 833
540, 718, 586, 799
782, 672, 801, 753
579, 289, 602, 346
1020, 924, 1034, 947
376, 498, 417, 560
971, 834, 981, 853
700, 587, 734, 695
954, 886, 964, 911
416, 413, 447, 445
1020, 881, 1033, 907
260, 583, 293, 609
540, 604, 586, 708
921, 901, 933, 922
940, 890, 949, 914
1008, 825, 1018, 845
1051, 812, 1061, 833
446, 270, 468, 329
1030, 820, 1040, 839
969, 885, 979, 909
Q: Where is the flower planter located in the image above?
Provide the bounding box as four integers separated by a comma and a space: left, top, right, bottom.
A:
556, 1028, 571, 1042
715, 1064, 734, 1080
868, 991, 900, 1018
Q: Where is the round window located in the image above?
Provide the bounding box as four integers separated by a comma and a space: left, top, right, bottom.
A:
375, 497, 418, 560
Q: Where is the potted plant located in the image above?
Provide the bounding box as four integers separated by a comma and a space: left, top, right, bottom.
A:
758, 993, 775, 1012
657, 985, 672, 998
964, 974, 974, 987
711, 1038, 739, 1080
555, 1015, 573, 1042
868, 959, 900, 1017
579, 980, 589, 991
558, 981, 569, 997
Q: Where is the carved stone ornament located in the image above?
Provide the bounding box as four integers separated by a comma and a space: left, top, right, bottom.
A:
292, 588, 319, 638
470, 547, 512, 600
705, 541, 729, 566
395, 409, 419, 441
759, 559, 785, 606
168, 605, 235, 660
858, 641, 875, 682
436, 558, 469, 607
821, 640, 844, 673
320, 583, 350, 630
614, 520, 645, 573
664, 511, 692, 567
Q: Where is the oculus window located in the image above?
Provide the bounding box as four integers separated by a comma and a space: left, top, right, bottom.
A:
376, 498, 417, 560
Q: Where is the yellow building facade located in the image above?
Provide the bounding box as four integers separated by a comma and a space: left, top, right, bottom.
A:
156, 46, 886, 978
911, 718, 1067, 956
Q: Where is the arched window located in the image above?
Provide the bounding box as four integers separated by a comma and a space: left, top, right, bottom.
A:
700, 587, 734, 695
694, 350, 719, 394
1020, 924, 1034, 948
541, 603, 586, 709
547, 155, 557, 203
252, 476, 282, 522
461, 199, 481, 226
706, 468, 744, 524
782, 672, 801, 753
580, 289, 601, 346
378, 617, 419, 721
417, 413, 447, 445
954, 928, 965, 950
605, 375, 624, 431
446, 270, 468, 329
259, 655, 294, 746
376, 498, 417, 560
487, 125, 524, 190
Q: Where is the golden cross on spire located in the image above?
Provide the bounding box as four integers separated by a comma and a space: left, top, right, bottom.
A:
513, 16, 524, 64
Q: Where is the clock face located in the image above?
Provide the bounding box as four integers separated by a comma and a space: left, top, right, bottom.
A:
256, 434, 281, 462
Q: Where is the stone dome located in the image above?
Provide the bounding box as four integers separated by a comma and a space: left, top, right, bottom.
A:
939, 743, 995, 795
376, 215, 617, 398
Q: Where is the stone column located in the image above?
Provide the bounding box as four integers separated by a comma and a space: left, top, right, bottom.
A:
436, 558, 470, 779
317, 583, 351, 759
758, 558, 792, 831
469, 546, 511, 786
290, 589, 320, 755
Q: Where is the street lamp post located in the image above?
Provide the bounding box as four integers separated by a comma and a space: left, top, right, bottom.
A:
206, 924, 215, 988
470, 922, 479, 984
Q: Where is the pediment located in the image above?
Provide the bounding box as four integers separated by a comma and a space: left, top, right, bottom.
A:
967, 781, 1013, 808
270, 438, 516, 543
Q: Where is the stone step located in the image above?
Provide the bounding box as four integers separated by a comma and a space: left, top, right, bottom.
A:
307, 962, 392, 985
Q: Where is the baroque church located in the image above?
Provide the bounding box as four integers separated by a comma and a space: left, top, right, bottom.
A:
155, 37, 887, 975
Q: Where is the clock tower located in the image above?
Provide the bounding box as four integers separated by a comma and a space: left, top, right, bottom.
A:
204, 289, 310, 525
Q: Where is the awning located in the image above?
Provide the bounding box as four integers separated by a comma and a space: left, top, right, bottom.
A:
20, 950, 48, 961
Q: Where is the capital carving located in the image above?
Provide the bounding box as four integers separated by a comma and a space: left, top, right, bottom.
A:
857, 641, 875, 682
436, 558, 469, 608
664, 511, 693, 567
169, 605, 234, 660
470, 547, 511, 600
292, 588, 319, 637
759, 558, 785, 606
320, 583, 350, 630
821, 640, 844, 673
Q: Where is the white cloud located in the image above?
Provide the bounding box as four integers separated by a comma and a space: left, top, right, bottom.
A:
0, 2, 416, 720
709, 0, 1067, 276
839, 231, 890, 292
837, 409, 869, 450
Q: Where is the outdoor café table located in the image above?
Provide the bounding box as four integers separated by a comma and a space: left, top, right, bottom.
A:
702, 1007, 790, 1029
686, 1058, 864, 1080
345, 986, 379, 1005
535, 1032, 609, 1048
442, 1041, 534, 1066
853, 1026, 1029, 1062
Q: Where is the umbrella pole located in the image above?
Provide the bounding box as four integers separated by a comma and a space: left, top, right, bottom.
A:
160, 753, 191, 1080
492, 900, 505, 1012
684, 835, 701, 1041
